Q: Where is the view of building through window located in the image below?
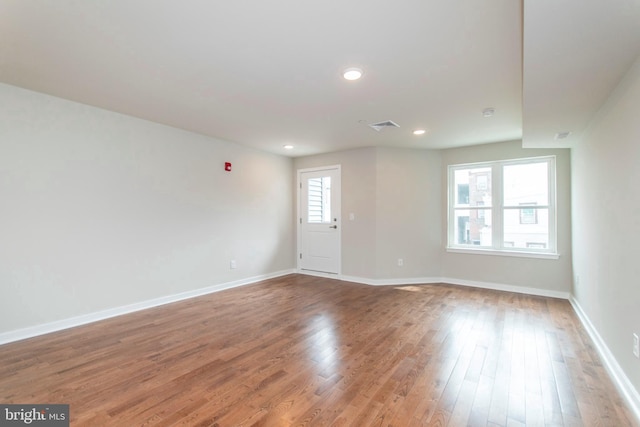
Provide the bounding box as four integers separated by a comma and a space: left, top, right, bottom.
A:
449, 157, 554, 253
503, 161, 549, 249
453, 167, 492, 246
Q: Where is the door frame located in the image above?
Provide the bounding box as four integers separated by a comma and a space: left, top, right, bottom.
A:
296, 165, 342, 277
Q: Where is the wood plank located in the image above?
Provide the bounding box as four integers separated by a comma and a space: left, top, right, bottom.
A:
0, 274, 636, 426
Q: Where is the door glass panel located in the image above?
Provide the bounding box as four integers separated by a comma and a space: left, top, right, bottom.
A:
308, 176, 331, 223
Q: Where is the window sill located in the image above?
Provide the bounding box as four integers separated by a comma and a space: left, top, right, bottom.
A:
446, 247, 560, 260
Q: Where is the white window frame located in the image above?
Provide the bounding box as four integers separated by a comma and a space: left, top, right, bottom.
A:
447, 156, 558, 259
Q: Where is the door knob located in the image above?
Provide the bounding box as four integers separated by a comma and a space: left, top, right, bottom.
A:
329, 225, 337, 229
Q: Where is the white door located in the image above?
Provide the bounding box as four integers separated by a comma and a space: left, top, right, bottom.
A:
298, 166, 341, 275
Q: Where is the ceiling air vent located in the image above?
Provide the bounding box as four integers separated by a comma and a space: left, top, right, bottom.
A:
368, 120, 400, 132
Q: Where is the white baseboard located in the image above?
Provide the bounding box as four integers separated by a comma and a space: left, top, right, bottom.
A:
0, 269, 295, 346
569, 296, 640, 424
440, 277, 570, 299
339, 275, 442, 287
337, 274, 570, 299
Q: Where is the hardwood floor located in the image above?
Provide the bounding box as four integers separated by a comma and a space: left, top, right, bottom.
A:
0, 274, 636, 426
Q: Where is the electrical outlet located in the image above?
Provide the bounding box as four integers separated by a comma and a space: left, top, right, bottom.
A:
634, 334, 639, 358
230, 260, 237, 269
397, 258, 403, 267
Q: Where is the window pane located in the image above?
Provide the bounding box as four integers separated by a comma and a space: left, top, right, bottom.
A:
519, 204, 537, 224
454, 167, 491, 207
454, 209, 492, 246
504, 208, 549, 250
503, 162, 548, 206
308, 177, 331, 223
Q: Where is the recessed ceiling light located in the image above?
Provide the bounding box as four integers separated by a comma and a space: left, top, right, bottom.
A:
413, 129, 426, 135
343, 67, 363, 81
482, 108, 495, 118
283, 144, 294, 150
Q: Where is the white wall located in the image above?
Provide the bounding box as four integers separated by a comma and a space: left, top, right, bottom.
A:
375, 147, 441, 279
572, 55, 640, 391
295, 142, 571, 294
0, 83, 294, 334
4, 58, 639, 411
294, 147, 443, 282
294, 148, 378, 279
440, 140, 573, 294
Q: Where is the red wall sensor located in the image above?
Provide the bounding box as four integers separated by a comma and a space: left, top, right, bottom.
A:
224, 162, 232, 172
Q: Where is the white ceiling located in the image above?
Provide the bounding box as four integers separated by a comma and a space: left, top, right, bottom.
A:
1, 1, 639, 157
523, 0, 640, 148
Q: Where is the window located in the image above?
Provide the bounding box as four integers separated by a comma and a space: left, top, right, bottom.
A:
457, 183, 469, 204
451, 167, 492, 246
476, 175, 488, 190
519, 203, 537, 224
307, 176, 331, 223
448, 156, 556, 255
477, 201, 485, 221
